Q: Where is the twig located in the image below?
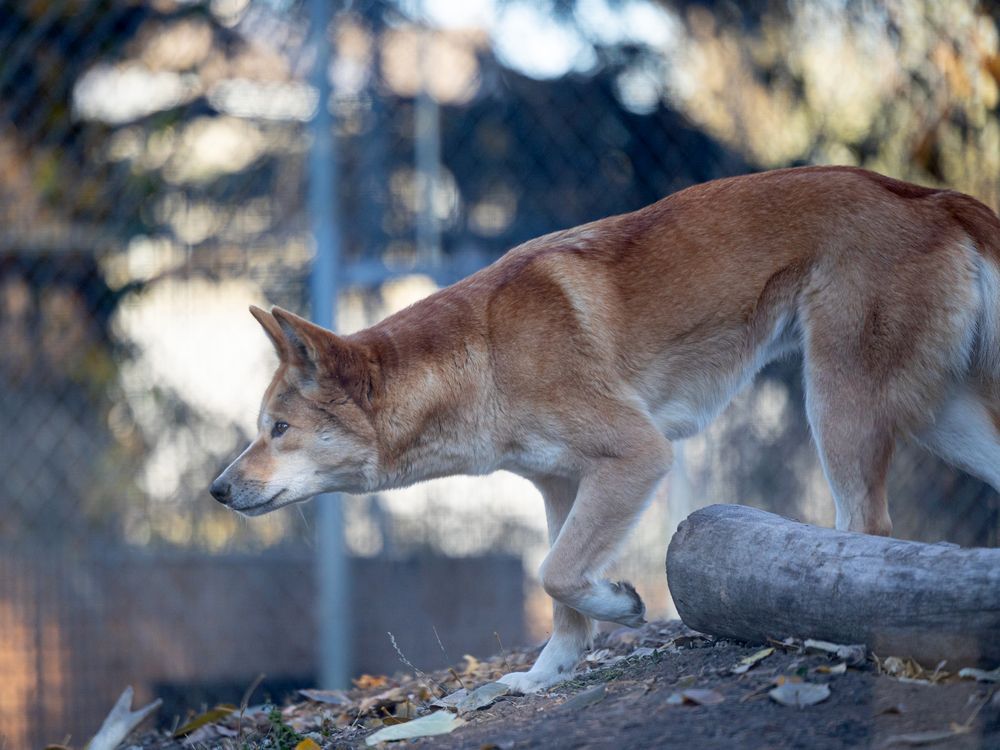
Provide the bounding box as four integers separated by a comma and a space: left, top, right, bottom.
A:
238, 672, 266, 740
495, 631, 510, 672
959, 690, 992, 730
432, 624, 450, 663
387, 631, 450, 695
296, 506, 314, 545
431, 627, 467, 689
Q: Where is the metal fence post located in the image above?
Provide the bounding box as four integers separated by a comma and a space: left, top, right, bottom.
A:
308, 0, 348, 690
416, 23, 441, 267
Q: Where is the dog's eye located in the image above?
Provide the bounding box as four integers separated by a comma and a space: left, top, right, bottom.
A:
271, 421, 290, 438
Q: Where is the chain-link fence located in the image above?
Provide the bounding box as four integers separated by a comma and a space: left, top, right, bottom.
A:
1, 0, 998, 745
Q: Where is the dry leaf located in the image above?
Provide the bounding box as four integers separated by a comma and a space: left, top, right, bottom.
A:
431, 688, 469, 710
773, 675, 802, 686
561, 685, 606, 711
732, 647, 775, 675
365, 710, 465, 745
299, 688, 350, 705
882, 656, 908, 676
816, 662, 847, 675
768, 682, 830, 708
354, 674, 390, 690
681, 688, 725, 706
879, 725, 970, 747
628, 646, 657, 659
358, 687, 408, 715
877, 655, 951, 684
173, 704, 237, 737
457, 682, 510, 714
461, 655, 480, 673
585, 648, 612, 663
803, 639, 866, 665
379, 716, 410, 726
378, 700, 417, 725
958, 666, 1000, 683
295, 740, 322, 750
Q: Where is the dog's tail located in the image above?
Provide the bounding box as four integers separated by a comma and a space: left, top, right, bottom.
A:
941, 192, 1000, 376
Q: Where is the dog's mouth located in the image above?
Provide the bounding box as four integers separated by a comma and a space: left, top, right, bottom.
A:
235, 488, 288, 517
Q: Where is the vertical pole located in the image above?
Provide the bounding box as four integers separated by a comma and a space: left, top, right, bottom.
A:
415, 23, 441, 267
308, 0, 348, 690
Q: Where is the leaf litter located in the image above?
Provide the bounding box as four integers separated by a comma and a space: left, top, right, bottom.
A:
103, 620, 997, 749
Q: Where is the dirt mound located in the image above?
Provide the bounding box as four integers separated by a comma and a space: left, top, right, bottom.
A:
131, 620, 999, 749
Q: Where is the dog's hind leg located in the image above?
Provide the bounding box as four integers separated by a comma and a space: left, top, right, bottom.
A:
498, 476, 593, 694
804, 357, 897, 537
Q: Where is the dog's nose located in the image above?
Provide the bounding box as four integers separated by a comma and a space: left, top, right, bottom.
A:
210, 478, 232, 504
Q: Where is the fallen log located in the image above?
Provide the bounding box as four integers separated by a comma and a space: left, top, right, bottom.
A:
666, 504, 1000, 667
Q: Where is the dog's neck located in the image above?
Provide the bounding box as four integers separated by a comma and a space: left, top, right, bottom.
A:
360, 294, 502, 490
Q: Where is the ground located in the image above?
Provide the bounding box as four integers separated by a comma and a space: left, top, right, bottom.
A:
130, 620, 999, 750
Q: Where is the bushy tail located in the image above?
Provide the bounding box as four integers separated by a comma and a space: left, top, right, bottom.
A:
941, 192, 1000, 375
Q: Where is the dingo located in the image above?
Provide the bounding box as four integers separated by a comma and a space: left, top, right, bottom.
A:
211, 166, 1000, 692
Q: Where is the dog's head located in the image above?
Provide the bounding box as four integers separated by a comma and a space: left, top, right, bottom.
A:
210, 306, 381, 515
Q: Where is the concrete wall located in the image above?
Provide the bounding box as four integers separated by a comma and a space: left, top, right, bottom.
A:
0, 551, 524, 747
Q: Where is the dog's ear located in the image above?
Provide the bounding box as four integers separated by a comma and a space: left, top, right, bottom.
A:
249, 305, 289, 360
270, 306, 335, 369
270, 306, 381, 408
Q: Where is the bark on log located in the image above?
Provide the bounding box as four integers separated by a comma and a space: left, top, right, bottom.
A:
666, 504, 1000, 667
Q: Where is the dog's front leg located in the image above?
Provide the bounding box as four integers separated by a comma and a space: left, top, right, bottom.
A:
499, 477, 592, 695
500, 433, 672, 693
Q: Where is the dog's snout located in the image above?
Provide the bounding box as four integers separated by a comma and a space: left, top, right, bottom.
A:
210, 477, 233, 504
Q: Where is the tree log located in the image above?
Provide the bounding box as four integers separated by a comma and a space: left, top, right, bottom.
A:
666, 504, 1000, 667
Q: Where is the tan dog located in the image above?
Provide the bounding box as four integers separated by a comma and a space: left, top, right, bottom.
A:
211, 166, 1000, 692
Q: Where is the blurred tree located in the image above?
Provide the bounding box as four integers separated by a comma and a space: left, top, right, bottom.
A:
653, 0, 1000, 204
644, 0, 1000, 545
2, 0, 996, 546
0, 0, 748, 546
0, 0, 286, 544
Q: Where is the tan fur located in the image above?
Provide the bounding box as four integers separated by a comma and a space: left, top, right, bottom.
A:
211, 166, 1000, 692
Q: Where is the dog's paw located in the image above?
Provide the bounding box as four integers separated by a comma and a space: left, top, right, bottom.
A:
497, 669, 564, 695
609, 580, 646, 628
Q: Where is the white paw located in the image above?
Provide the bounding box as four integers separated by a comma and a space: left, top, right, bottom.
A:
497, 669, 565, 694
